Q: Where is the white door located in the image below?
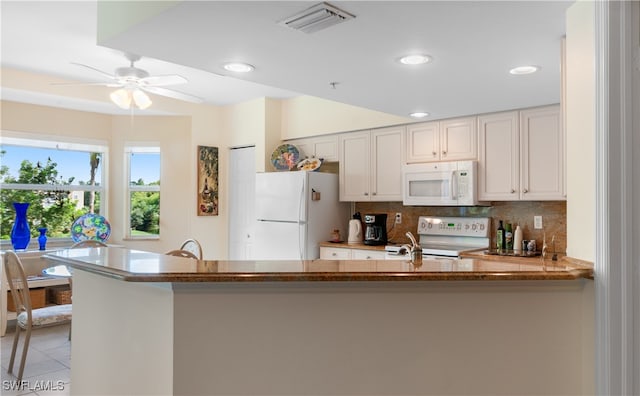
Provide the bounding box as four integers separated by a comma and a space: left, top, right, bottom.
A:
228, 146, 255, 260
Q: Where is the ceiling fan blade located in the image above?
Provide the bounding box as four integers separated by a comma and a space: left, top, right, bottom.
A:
140, 74, 188, 87
70, 62, 117, 81
142, 86, 204, 104
51, 81, 122, 87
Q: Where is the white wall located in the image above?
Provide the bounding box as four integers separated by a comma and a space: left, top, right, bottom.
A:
280, 96, 412, 139
565, 1, 596, 261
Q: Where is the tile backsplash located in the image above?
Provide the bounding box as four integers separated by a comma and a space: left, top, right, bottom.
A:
354, 201, 567, 254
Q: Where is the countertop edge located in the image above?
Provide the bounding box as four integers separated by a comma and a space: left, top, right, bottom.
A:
44, 253, 594, 283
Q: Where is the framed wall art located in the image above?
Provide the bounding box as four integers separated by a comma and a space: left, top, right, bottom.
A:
197, 145, 219, 216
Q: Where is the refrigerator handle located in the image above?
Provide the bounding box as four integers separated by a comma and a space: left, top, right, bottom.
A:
298, 179, 305, 260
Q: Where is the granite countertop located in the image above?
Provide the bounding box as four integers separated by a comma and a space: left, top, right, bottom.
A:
319, 241, 388, 250
43, 246, 593, 283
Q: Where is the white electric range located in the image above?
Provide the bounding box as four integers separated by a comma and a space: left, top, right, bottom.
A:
384, 216, 491, 259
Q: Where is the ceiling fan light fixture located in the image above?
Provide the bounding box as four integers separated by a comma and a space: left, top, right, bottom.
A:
110, 88, 132, 109
132, 89, 152, 109
399, 54, 432, 65
223, 62, 255, 73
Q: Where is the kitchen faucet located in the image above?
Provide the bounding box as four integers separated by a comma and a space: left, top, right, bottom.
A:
402, 231, 422, 263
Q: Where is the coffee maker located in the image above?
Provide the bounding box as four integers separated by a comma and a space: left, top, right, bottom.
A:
363, 214, 388, 245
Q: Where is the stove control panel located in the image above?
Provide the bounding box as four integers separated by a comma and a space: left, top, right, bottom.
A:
417, 216, 490, 237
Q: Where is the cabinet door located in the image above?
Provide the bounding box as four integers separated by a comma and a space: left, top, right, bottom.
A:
406, 121, 440, 163
320, 247, 352, 260
520, 105, 565, 200
440, 116, 477, 161
477, 111, 520, 201
371, 126, 404, 201
339, 132, 371, 201
351, 249, 386, 260
287, 135, 338, 162
313, 136, 338, 161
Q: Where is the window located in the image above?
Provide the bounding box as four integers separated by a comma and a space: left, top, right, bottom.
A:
0, 134, 108, 243
126, 145, 160, 239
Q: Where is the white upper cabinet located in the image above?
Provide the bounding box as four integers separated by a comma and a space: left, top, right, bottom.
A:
520, 106, 565, 200
339, 126, 404, 201
478, 105, 565, 201
406, 116, 477, 163
339, 131, 370, 201
288, 135, 338, 162
477, 111, 520, 200
405, 121, 439, 163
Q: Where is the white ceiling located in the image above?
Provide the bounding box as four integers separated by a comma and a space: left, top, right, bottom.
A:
1, 1, 573, 120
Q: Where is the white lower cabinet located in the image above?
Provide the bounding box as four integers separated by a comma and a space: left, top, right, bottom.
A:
320, 247, 387, 260
319, 247, 351, 260
478, 105, 565, 201
351, 249, 386, 260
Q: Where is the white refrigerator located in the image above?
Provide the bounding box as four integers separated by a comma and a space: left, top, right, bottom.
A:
253, 171, 349, 260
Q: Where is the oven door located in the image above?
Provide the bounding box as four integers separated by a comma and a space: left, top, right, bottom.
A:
402, 162, 458, 206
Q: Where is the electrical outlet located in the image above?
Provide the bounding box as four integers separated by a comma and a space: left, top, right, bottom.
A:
395, 212, 402, 224
534, 215, 543, 229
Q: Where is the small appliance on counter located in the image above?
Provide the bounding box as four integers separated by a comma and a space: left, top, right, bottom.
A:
347, 212, 363, 244
363, 213, 388, 246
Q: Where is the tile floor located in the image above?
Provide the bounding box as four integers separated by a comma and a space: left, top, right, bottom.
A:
1, 322, 71, 396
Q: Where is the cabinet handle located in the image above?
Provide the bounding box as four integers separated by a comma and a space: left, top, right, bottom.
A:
372, 192, 377, 196
366, 256, 372, 260
332, 253, 337, 257
442, 151, 447, 155
523, 189, 528, 193
364, 192, 369, 196
432, 151, 437, 156
511, 189, 515, 193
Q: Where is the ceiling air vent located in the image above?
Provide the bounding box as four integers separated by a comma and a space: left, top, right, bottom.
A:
278, 2, 355, 34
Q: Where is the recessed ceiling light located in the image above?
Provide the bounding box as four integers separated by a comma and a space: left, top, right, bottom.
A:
223, 62, 255, 73
399, 54, 431, 65
410, 112, 430, 118
509, 65, 540, 75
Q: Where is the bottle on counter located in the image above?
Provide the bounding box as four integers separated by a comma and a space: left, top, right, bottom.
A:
513, 225, 523, 254
496, 220, 505, 251
505, 223, 513, 251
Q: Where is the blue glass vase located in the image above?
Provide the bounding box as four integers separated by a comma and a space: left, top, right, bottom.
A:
38, 227, 48, 251
10, 202, 31, 250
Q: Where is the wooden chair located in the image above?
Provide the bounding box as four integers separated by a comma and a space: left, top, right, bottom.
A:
71, 240, 107, 248
180, 239, 203, 260
3, 251, 72, 382
165, 249, 199, 259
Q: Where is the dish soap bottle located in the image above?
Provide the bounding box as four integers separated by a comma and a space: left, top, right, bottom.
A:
496, 220, 505, 251
505, 223, 513, 251
513, 224, 523, 255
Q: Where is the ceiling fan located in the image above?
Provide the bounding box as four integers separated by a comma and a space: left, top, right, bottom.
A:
62, 53, 204, 109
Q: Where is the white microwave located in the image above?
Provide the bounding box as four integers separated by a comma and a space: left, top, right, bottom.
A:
402, 160, 486, 206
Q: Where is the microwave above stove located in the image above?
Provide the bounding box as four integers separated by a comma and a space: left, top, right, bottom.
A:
402, 160, 487, 206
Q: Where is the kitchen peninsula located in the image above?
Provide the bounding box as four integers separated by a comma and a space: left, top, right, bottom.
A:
45, 247, 594, 395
